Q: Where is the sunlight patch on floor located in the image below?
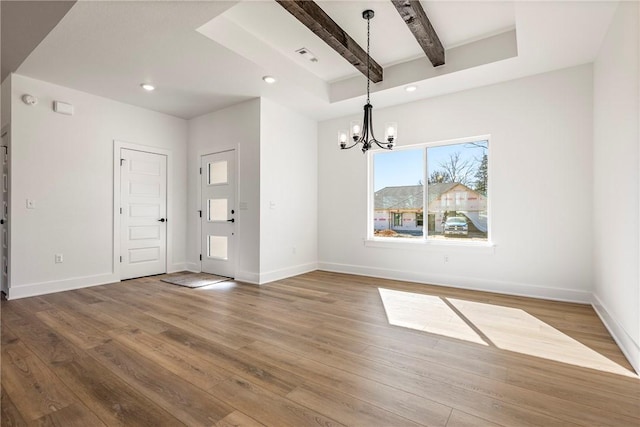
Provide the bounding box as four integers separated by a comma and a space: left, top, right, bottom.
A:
197, 281, 237, 291
378, 288, 637, 377
378, 288, 487, 345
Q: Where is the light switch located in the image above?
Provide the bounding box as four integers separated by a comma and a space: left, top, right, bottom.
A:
26, 199, 35, 209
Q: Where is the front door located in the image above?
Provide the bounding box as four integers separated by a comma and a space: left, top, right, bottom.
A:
120, 148, 167, 280
1, 128, 8, 293
201, 150, 236, 278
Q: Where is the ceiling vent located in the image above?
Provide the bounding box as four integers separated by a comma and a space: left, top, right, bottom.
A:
295, 47, 318, 63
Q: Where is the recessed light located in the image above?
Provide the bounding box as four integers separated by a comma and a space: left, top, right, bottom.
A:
140, 83, 155, 91
405, 85, 417, 92
262, 76, 277, 84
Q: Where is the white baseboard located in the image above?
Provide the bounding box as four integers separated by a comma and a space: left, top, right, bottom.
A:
7, 273, 119, 300
317, 262, 591, 303
259, 262, 318, 285
235, 270, 260, 285
592, 294, 640, 374
168, 263, 188, 273
185, 262, 200, 273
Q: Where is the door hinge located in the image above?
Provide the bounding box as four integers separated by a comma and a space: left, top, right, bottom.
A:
199, 167, 202, 175
120, 158, 125, 166
119, 256, 122, 263
199, 254, 202, 261
198, 210, 202, 218
119, 207, 122, 214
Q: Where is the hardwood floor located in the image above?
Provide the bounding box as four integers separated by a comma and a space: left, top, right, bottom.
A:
1, 271, 639, 426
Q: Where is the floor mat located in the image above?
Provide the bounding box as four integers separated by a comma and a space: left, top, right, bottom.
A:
160, 272, 231, 288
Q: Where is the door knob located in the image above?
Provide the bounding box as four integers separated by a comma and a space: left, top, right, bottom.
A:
227, 218, 235, 223
158, 218, 166, 222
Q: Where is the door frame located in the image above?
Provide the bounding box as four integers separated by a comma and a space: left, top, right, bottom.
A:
196, 145, 240, 277
113, 140, 172, 280
1, 125, 9, 295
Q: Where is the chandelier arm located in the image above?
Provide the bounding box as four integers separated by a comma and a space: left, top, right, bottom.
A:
341, 141, 361, 150
366, 103, 378, 143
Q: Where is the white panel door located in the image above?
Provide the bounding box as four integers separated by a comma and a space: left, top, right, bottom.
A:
121, 149, 167, 280
201, 150, 235, 278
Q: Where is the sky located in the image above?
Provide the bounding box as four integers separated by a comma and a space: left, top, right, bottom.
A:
373, 140, 487, 191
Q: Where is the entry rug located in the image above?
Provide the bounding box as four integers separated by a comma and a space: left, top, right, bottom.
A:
161, 272, 231, 288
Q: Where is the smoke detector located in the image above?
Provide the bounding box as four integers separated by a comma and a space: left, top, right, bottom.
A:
21, 94, 38, 106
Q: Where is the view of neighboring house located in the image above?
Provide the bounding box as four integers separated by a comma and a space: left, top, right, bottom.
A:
374, 183, 487, 234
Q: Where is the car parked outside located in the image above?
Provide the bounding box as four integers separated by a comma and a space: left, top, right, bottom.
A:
443, 217, 468, 237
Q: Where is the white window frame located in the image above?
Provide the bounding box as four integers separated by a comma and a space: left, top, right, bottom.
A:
367, 134, 494, 253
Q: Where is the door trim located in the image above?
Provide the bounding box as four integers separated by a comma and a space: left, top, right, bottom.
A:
1, 125, 9, 294
113, 140, 173, 280
196, 146, 240, 276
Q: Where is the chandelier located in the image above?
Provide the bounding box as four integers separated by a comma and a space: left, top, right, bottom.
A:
339, 10, 397, 154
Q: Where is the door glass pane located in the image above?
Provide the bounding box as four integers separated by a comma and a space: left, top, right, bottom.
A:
208, 199, 227, 222
208, 161, 228, 185
208, 235, 228, 260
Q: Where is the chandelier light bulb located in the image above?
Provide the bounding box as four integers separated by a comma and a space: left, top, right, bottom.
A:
339, 131, 348, 148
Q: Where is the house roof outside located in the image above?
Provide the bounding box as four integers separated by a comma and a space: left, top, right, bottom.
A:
374, 183, 463, 210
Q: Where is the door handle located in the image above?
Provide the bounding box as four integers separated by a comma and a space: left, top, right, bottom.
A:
158, 218, 166, 222
227, 218, 235, 223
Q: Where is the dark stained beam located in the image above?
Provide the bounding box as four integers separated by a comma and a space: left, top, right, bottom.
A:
391, 0, 445, 67
276, 0, 383, 83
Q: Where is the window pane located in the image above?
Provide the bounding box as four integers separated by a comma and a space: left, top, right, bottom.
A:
373, 149, 425, 239
208, 161, 228, 185
208, 199, 227, 222
427, 141, 488, 241
208, 235, 228, 259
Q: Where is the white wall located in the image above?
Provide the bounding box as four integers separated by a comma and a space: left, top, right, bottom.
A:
1, 75, 11, 128
592, 1, 639, 373
187, 99, 261, 282
319, 65, 594, 303
259, 98, 318, 283
9, 74, 188, 298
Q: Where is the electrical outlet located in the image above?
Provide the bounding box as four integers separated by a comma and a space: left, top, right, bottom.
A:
292, 246, 297, 254
55, 253, 63, 263
444, 255, 449, 263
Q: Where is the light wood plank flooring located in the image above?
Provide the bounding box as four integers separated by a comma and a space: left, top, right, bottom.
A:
2, 271, 639, 426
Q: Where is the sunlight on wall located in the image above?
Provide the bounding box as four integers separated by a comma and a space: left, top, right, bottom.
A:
378, 288, 636, 377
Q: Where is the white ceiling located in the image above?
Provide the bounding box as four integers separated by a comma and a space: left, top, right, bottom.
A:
13, 1, 619, 121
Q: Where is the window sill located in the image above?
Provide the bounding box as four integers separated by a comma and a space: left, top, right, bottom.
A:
364, 237, 496, 254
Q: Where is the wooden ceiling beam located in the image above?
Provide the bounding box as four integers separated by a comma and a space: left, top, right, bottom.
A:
391, 0, 445, 67
276, 0, 383, 83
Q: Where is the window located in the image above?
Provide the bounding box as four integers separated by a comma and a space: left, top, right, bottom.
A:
371, 136, 489, 242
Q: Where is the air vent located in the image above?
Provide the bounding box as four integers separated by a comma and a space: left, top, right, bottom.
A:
295, 47, 318, 63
